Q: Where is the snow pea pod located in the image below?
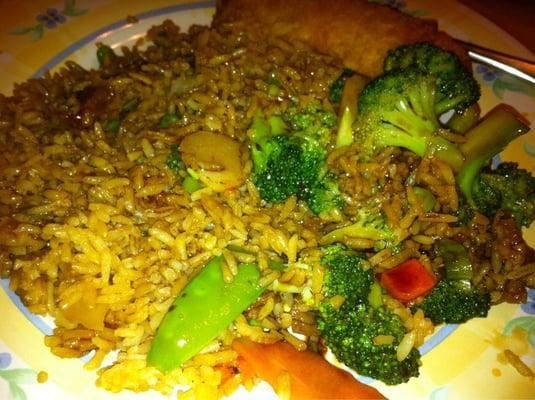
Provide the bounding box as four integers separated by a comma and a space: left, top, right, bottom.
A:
147, 256, 264, 372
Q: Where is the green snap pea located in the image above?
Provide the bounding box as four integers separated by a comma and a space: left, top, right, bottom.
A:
147, 256, 264, 372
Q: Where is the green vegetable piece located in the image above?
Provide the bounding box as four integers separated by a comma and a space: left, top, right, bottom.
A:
268, 115, 287, 136
159, 113, 181, 128
269, 260, 286, 271
412, 186, 436, 212
355, 67, 465, 170
186, 168, 199, 180
335, 74, 368, 148
416, 279, 490, 324
446, 104, 481, 133
473, 162, 535, 228
147, 256, 264, 372
268, 84, 280, 97
368, 281, 383, 308
318, 245, 420, 384
329, 68, 355, 103
427, 136, 465, 172
104, 118, 121, 134
248, 318, 262, 327
182, 176, 203, 194
166, 144, 182, 173
384, 43, 480, 114
457, 105, 530, 205
250, 105, 342, 215
97, 44, 116, 67
321, 206, 398, 247
436, 239, 472, 281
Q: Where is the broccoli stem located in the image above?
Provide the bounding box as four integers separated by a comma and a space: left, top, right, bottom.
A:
335, 75, 368, 148
446, 104, 481, 134
427, 136, 465, 171
147, 257, 264, 372
457, 105, 530, 205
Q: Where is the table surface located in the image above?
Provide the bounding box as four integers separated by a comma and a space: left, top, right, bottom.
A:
459, 0, 535, 57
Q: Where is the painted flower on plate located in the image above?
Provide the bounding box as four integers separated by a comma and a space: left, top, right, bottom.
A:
36, 8, 67, 29
521, 288, 535, 315
0, 353, 11, 369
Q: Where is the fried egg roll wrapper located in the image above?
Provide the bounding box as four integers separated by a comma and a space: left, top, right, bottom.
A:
214, 0, 470, 78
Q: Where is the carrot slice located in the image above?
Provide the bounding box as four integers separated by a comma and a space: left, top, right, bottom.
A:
233, 339, 385, 400
380, 258, 436, 302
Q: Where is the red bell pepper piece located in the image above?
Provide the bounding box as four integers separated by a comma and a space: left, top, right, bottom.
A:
380, 258, 436, 302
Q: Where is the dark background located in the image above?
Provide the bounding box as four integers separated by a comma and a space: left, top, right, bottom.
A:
459, 0, 535, 56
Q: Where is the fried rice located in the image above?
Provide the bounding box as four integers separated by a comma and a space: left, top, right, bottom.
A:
0, 18, 533, 399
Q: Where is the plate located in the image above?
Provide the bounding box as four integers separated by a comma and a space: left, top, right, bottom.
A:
0, 1, 534, 399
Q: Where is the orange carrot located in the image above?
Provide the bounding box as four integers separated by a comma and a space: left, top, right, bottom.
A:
232, 339, 385, 400
215, 364, 236, 385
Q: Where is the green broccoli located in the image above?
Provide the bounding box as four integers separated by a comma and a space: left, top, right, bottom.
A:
446, 104, 481, 134
284, 100, 336, 146
334, 74, 369, 148
320, 246, 373, 303
252, 134, 325, 203
384, 42, 480, 114
456, 105, 530, 208
473, 162, 535, 227
355, 67, 465, 170
250, 108, 343, 215
416, 280, 490, 324
305, 172, 345, 216
317, 245, 421, 385
320, 205, 400, 249
415, 240, 490, 324
329, 68, 355, 103
354, 43, 482, 168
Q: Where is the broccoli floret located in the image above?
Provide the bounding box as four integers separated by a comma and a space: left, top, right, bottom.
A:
321, 205, 400, 249
320, 246, 373, 303
252, 134, 325, 203
306, 172, 345, 216
329, 68, 355, 103
284, 100, 336, 146
355, 67, 464, 170
456, 105, 530, 208
317, 246, 420, 385
250, 108, 343, 215
384, 43, 480, 114
416, 280, 490, 324
473, 162, 535, 227
319, 303, 421, 385
416, 240, 490, 324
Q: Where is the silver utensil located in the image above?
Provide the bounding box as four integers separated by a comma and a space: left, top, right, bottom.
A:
456, 39, 535, 85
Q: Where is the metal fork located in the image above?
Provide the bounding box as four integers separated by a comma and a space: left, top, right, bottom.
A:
455, 39, 535, 85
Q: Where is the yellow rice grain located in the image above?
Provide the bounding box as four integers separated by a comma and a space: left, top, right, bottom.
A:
373, 335, 395, 345
397, 331, 416, 362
